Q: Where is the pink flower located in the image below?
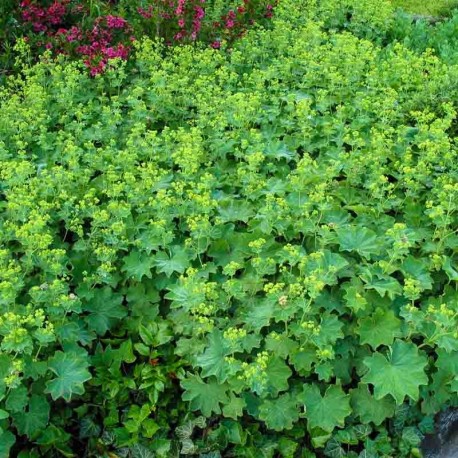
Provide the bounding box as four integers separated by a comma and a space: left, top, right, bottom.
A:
105, 15, 127, 29
137, 6, 153, 19
194, 6, 205, 20
226, 19, 235, 28
211, 40, 221, 49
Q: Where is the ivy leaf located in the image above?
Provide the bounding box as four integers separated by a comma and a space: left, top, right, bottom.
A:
357, 308, 402, 349
350, 384, 396, 426
45, 351, 92, 402
258, 394, 299, 431
362, 340, 428, 405
0, 431, 15, 458
83, 287, 126, 335
300, 384, 351, 432
153, 246, 190, 277
196, 331, 232, 383
121, 250, 155, 281
181, 374, 229, 417
13, 395, 50, 438
336, 226, 379, 259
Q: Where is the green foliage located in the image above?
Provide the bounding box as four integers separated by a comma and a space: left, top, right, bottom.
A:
0, 0, 457, 455
392, 0, 458, 16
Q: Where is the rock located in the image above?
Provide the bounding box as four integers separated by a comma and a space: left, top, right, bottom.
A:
421, 409, 458, 458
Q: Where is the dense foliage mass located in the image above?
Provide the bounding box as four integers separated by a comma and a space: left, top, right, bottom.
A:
0, 0, 457, 456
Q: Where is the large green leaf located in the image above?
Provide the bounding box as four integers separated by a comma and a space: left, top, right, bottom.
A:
45, 351, 92, 401
300, 384, 351, 432
357, 308, 402, 349
13, 394, 50, 438
336, 226, 379, 259
83, 287, 126, 335
350, 384, 396, 426
258, 394, 299, 431
362, 340, 428, 405
181, 374, 229, 417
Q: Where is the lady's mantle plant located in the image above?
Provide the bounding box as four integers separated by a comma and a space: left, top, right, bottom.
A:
0, 0, 457, 455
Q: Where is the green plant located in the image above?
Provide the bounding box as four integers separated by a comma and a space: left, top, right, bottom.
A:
0, 0, 457, 456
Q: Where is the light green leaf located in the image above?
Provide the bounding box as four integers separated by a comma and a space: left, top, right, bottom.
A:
181, 374, 229, 417
45, 351, 92, 401
350, 384, 396, 425
121, 250, 155, 281
362, 340, 428, 405
222, 393, 246, 420
357, 308, 402, 349
244, 299, 274, 331
336, 226, 379, 259
13, 394, 50, 438
258, 394, 299, 431
153, 246, 190, 277
300, 384, 351, 432
83, 287, 126, 335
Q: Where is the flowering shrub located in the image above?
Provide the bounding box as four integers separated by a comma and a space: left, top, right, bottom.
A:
5, 0, 276, 74
1, 0, 458, 456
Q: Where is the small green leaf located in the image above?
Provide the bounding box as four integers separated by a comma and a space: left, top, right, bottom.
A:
196, 331, 232, 383
46, 351, 92, 401
258, 394, 299, 431
222, 394, 246, 420
5, 385, 28, 413
121, 250, 155, 281
83, 287, 126, 335
153, 246, 190, 277
357, 308, 402, 349
300, 384, 351, 432
181, 374, 229, 417
264, 356, 292, 396
362, 340, 428, 405
350, 384, 396, 425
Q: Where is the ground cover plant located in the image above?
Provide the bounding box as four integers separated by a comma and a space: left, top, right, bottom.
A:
0, 0, 458, 456
391, 0, 458, 17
